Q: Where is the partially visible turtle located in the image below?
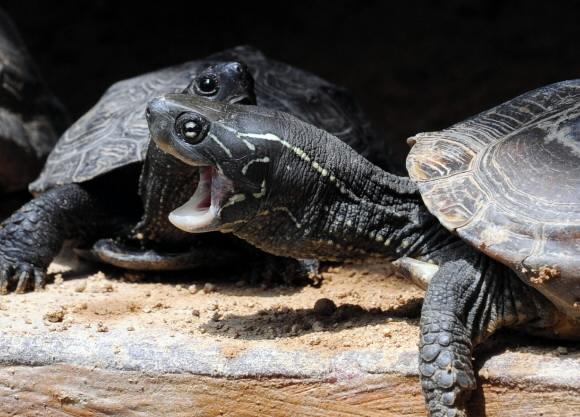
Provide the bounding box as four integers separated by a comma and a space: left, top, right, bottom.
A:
0, 46, 384, 292
147, 81, 580, 417
0, 8, 67, 196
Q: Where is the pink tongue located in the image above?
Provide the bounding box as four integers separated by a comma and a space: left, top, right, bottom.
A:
196, 166, 213, 210
198, 195, 211, 210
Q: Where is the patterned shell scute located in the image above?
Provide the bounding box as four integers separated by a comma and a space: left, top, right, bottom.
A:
407, 80, 580, 317
30, 61, 204, 193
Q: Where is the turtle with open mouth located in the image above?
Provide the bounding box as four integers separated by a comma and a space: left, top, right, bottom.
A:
0, 46, 385, 293
147, 83, 580, 417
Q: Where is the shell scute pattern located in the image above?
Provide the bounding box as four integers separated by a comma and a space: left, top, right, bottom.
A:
406, 135, 478, 181
30, 62, 202, 193
408, 80, 580, 317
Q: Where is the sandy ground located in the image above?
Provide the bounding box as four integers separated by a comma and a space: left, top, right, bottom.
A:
0, 259, 426, 355
1, 255, 577, 363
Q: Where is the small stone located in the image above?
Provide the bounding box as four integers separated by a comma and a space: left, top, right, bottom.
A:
123, 272, 145, 283
208, 303, 219, 311
313, 298, 337, 316
309, 336, 321, 346
144, 291, 152, 297
54, 274, 64, 285
74, 281, 87, 293
203, 283, 216, 293
127, 326, 135, 331
191, 309, 200, 317
143, 307, 152, 314
25, 318, 32, 325
311, 321, 324, 332
72, 302, 88, 313
44, 308, 65, 323
211, 312, 221, 321
96, 322, 108, 332
175, 284, 183, 291
188, 285, 198, 294
557, 346, 568, 355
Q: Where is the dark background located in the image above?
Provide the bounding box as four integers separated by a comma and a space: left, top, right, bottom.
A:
4, 0, 580, 164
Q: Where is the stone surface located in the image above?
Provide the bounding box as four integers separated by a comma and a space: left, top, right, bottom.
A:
0, 260, 578, 416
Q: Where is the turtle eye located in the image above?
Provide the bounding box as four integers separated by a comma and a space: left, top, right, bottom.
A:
195, 75, 219, 96
175, 113, 209, 144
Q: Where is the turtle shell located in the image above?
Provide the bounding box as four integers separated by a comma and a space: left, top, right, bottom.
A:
31, 46, 382, 193
407, 80, 580, 318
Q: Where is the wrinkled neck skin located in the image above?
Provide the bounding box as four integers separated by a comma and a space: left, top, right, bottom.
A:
229, 125, 455, 262
132, 141, 200, 247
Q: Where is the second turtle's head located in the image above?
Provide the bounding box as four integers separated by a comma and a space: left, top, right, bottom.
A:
184, 61, 256, 105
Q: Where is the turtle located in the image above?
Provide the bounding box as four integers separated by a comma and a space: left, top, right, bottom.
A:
0, 7, 67, 197
145, 80, 580, 417
0, 45, 386, 293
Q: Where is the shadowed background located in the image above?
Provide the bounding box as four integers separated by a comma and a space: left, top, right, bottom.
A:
4, 0, 580, 165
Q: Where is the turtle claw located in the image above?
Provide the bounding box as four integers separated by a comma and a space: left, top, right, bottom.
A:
0, 259, 46, 294
34, 268, 46, 291
0, 268, 10, 294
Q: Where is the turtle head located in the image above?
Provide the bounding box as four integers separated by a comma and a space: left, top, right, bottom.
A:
184, 62, 256, 105
147, 93, 334, 244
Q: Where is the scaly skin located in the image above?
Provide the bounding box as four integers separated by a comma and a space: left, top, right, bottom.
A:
0, 184, 121, 293
146, 95, 575, 416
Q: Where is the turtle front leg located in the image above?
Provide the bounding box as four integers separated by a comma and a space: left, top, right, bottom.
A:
419, 252, 557, 417
0, 184, 119, 293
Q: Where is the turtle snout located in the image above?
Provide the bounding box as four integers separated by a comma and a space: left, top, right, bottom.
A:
146, 97, 169, 124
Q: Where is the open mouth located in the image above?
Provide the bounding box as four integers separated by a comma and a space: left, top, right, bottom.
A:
168, 166, 233, 233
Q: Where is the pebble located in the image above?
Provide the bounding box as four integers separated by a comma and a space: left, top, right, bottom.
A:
188, 285, 198, 294
311, 321, 324, 332
44, 308, 65, 323
313, 298, 337, 316
96, 322, 108, 333
203, 283, 217, 293
309, 336, 321, 346
557, 346, 568, 355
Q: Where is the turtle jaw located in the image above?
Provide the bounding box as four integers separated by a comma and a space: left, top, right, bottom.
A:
168, 165, 233, 233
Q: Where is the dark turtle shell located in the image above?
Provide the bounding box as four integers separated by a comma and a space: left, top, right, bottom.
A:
0, 8, 67, 193
31, 46, 382, 193
407, 80, 580, 319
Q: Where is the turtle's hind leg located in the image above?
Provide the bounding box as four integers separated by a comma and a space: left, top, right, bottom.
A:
419, 250, 558, 417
